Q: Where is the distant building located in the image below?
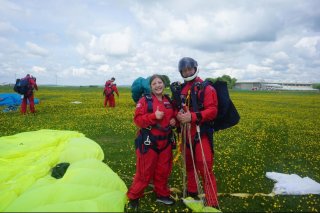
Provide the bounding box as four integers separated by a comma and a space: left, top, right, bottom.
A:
234, 82, 318, 91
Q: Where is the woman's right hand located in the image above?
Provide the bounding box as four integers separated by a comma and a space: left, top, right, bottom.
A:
155, 106, 164, 120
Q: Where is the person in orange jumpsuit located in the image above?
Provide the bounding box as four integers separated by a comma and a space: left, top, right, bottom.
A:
21, 74, 38, 115
127, 74, 176, 211
175, 57, 219, 207
103, 77, 119, 107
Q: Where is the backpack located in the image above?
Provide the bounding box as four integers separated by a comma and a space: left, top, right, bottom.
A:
131, 77, 151, 103
170, 80, 240, 132
14, 78, 30, 95
104, 83, 114, 96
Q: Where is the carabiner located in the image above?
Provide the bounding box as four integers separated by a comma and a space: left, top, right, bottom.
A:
144, 135, 151, 145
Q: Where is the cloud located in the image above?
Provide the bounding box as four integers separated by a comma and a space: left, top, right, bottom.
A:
26, 42, 49, 57
294, 36, 320, 58
0, 0, 319, 85
154, 7, 282, 52
76, 27, 133, 64
0, 21, 18, 33
61, 67, 92, 78
0, 0, 22, 14
97, 64, 110, 73
98, 28, 132, 55
32, 66, 47, 74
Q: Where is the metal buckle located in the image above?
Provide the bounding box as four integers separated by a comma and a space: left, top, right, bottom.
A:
144, 135, 151, 145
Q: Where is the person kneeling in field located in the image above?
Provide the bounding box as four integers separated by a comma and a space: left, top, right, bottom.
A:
127, 74, 176, 211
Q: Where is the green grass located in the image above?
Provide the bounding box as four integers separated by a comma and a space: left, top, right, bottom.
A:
0, 86, 319, 212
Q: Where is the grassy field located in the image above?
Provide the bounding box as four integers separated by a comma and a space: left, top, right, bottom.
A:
0, 86, 319, 212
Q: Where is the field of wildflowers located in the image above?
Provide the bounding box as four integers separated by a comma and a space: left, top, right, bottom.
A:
0, 86, 319, 212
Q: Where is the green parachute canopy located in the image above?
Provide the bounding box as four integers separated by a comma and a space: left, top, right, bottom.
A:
131, 77, 151, 103
0, 129, 127, 212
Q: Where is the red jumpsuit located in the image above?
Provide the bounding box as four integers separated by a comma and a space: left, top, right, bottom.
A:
104, 82, 119, 107
21, 77, 38, 114
180, 77, 219, 207
127, 94, 175, 200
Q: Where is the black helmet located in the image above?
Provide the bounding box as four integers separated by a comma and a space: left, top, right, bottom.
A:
178, 57, 199, 81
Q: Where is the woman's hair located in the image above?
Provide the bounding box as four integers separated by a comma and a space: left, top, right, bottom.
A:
149, 74, 164, 85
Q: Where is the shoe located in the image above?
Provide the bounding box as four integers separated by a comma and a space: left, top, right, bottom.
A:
156, 196, 175, 205
187, 191, 199, 199
127, 198, 139, 211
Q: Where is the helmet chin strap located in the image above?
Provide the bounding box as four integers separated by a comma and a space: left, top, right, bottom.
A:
182, 68, 199, 82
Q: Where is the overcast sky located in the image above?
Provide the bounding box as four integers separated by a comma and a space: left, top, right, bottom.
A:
0, 0, 319, 86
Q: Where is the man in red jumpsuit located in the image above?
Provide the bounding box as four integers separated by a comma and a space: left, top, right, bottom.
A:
21, 74, 38, 115
127, 74, 176, 211
175, 57, 219, 207
103, 77, 119, 107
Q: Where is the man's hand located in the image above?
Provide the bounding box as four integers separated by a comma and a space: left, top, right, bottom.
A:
177, 109, 192, 124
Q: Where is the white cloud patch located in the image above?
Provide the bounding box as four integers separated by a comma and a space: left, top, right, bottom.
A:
32, 66, 46, 74
76, 27, 133, 64
156, 7, 281, 51
0, 21, 18, 33
85, 53, 106, 64
71, 67, 91, 77
261, 58, 274, 66
294, 36, 320, 58
0, 0, 22, 13
272, 51, 290, 61
98, 29, 132, 55
26, 42, 48, 57
97, 64, 110, 74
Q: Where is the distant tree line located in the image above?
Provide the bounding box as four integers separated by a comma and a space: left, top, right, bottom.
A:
206, 75, 237, 89
312, 83, 320, 90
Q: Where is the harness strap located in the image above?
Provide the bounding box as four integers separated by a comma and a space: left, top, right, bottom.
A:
149, 124, 172, 132
144, 94, 153, 113
136, 128, 174, 154
190, 82, 205, 125
137, 94, 175, 154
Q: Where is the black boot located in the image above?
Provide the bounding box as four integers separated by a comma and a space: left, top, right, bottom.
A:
187, 191, 199, 199
127, 198, 139, 212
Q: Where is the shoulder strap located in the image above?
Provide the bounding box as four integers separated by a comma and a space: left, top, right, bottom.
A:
190, 81, 207, 124
170, 81, 186, 110
198, 80, 213, 109
190, 81, 204, 113
144, 94, 153, 113
163, 94, 172, 104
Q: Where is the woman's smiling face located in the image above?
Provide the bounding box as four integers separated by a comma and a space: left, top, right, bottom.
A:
151, 77, 164, 96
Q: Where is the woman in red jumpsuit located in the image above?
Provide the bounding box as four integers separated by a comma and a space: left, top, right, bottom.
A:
127, 74, 176, 211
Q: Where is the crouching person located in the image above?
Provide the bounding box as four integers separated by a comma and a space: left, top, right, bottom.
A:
127, 74, 176, 211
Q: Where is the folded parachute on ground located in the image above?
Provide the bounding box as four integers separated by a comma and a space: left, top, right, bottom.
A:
131, 77, 151, 103
0, 129, 127, 212
0, 93, 40, 106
